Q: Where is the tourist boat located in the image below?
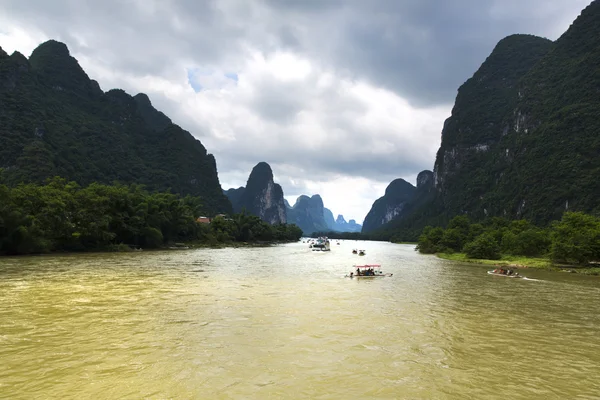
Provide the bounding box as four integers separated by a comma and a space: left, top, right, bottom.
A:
312, 237, 331, 251
487, 269, 523, 278
352, 249, 358, 254
358, 250, 366, 256
346, 264, 392, 278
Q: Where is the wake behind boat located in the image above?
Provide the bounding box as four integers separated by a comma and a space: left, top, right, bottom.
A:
346, 264, 392, 278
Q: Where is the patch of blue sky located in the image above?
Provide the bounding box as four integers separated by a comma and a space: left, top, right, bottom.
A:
224, 72, 238, 82
187, 67, 238, 92
187, 68, 203, 92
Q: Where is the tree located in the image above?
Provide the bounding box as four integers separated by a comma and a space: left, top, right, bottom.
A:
550, 212, 600, 264
416, 226, 444, 254
514, 228, 550, 256
464, 233, 501, 260
440, 228, 463, 252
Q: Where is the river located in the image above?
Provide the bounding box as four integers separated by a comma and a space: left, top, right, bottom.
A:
1, 241, 599, 399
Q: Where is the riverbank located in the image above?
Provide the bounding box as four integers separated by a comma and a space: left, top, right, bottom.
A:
112, 239, 300, 252
436, 252, 600, 275
183, 240, 296, 249
0, 240, 300, 256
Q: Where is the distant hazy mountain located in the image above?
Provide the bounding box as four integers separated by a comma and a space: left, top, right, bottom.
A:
286, 195, 328, 235
334, 214, 362, 233
323, 207, 336, 230
285, 195, 362, 234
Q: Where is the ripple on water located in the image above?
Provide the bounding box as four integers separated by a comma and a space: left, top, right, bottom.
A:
1, 243, 600, 399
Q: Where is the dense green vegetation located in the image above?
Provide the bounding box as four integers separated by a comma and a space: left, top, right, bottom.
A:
0, 177, 302, 255
0, 40, 231, 214
417, 212, 600, 266
378, 4, 600, 240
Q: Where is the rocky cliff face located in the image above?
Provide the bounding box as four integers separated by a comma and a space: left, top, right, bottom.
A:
432, 34, 554, 220
374, 170, 437, 238
431, 3, 600, 224
379, 2, 600, 240
362, 178, 416, 233
0, 40, 231, 214
225, 162, 287, 224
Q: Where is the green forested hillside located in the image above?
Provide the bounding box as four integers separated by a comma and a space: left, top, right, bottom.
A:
432, 34, 554, 220
381, 1, 600, 240
493, 1, 600, 223
0, 40, 231, 214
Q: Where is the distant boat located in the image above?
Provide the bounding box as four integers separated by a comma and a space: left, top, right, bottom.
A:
346, 264, 392, 278
358, 250, 366, 256
352, 249, 358, 254
312, 237, 331, 252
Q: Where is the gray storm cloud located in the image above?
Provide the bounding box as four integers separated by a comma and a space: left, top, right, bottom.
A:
0, 0, 590, 220
1, 0, 587, 104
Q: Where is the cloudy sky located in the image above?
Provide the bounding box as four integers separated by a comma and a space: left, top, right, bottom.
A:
0, 0, 590, 223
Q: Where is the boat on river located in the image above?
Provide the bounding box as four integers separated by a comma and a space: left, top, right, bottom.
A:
358, 250, 366, 256
487, 268, 523, 278
346, 264, 392, 278
352, 249, 358, 254
312, 237, 331, 251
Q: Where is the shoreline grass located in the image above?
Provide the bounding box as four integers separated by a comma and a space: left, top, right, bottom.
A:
435, 252, 600, 275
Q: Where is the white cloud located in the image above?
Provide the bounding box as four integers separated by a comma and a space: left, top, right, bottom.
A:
0, 0, 589, 223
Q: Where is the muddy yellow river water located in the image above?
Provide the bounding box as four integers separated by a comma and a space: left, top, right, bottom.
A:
1, 242, 599, 399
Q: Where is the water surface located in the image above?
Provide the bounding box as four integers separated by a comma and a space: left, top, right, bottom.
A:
1, 241, 599, 399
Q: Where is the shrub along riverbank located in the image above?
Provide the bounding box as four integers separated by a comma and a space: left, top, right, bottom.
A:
0, 177, 303, 255
417, 212, 600, 274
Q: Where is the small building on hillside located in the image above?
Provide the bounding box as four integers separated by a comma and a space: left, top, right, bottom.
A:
196, 216, 211, 224
213, 214, 233, 221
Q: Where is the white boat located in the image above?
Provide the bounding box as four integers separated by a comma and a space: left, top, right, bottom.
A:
346, 264, 392, 278
312, 237, 331, 251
